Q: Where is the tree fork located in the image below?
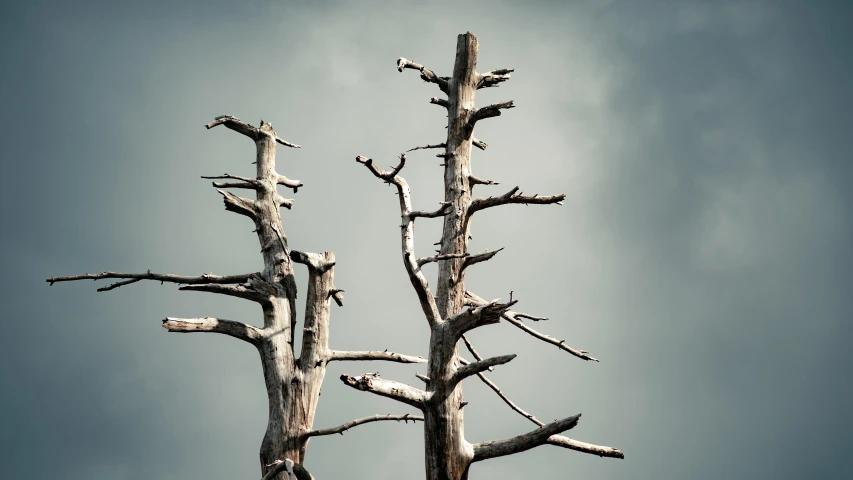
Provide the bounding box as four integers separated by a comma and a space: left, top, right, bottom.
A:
48, 115, 426, 480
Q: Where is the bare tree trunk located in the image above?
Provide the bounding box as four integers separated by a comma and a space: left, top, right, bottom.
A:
48, 116, 426, 480
425, 33, 479, 480
345, 32, 623, 480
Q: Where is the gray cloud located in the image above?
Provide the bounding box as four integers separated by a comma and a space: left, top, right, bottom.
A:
2, 0, 851, 479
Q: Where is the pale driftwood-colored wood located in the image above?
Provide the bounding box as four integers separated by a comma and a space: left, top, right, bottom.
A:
327, 350, 426, 364
466, 291, 599, 362
345, 32, 623, 479
162, 317, 263, 345
47, 115, 424, 480
305, 413, 424, 438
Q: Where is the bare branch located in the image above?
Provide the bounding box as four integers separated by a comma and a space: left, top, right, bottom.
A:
276, 194, 295, 210
415, 372, 430, 384
466, 291, 598, 361
461, 248, 504, 273
468, 175, 499, 187
475, 370, 540, 423
98, 278, 142, 291
410, 202, 453, 219
355, 154, 442, 327
407, 143, 446, 152
448, 297, 518, 337
460, 334, 492, 371
418, 252, 469, 268
472, 138, 488, 150
340, 373, 428, 409
547, 436, 625, 459
305, 413, 424, 438
162, 317, 262, 346
472, 414, 581, 462
277, 174, 303, 193
397, 57, 449, 93
470, 100, 515, 125
274, 136, 301, 149
451, 354, 516, 388
201, 173, 262, 190
217, 189, 257, 220
478, 68, 514, 89
328, 350, 426, 364
469, 186, 565, 216
179, 282, 269, 305
430, 97, 449, 109
46, 271, 253, 291
329, 288, 345, 307
205, 115, 258, 140
355, 154, 405, 182
463, 336, 621, 457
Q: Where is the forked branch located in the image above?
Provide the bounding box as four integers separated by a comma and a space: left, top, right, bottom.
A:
468, 186, 565, 217
205, 115, 300, 148
46, 271, 253, 291
305, 413, 424, 438
355, 154, 441, 326
478, 68, 514, 89
448, 297, 518, 337
466, 291, 598, 361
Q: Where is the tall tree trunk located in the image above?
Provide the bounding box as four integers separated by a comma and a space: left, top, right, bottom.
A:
425, 33, 479, 480
346, 31, 624, 479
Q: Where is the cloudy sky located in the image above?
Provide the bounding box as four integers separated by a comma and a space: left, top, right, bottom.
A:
2, 0, 851, 478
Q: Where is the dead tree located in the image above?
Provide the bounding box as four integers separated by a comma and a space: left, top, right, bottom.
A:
341, 33, 624, 480
47, 115, 425, 480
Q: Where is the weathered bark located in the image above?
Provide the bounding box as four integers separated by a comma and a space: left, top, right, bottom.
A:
346, 32, 623, 479
48, 115, 425, 480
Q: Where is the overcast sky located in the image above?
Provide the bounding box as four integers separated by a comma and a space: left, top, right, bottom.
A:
2, 1, 851, 479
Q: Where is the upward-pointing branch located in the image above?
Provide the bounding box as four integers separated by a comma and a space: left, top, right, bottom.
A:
478, 68, 514, 89
466, 291, 598, 362
469, 100, 515, 126
205, 115, 300, 148
468, 186, 565, 217
355, 154, 442, 327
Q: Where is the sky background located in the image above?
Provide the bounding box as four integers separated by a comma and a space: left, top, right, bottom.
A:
2, 0, 851, 479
